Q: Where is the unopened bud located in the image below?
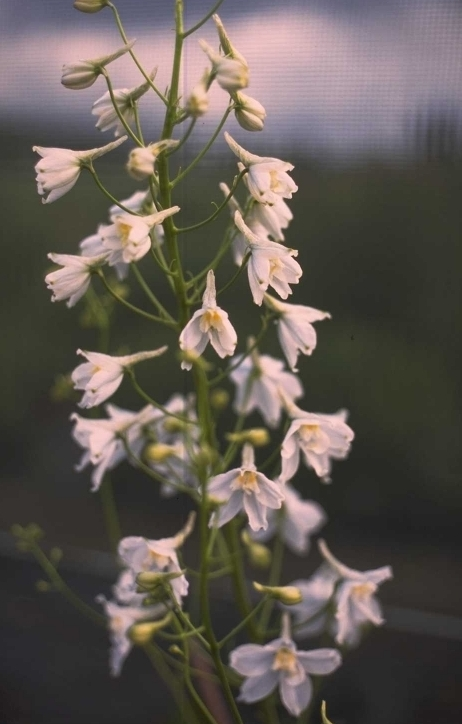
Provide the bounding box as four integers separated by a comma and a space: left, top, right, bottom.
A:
144, 443, 176, 463
212, 14, 248, 69
253, 582, 303, 605
234, 92, 266, 132
74, 0, 107, 12
210, 388, 230, 410
163, 417, 189, 434
194, 444, 218, 469
129, 612, 172, 645
226, 428, 270, 447
169, 645, 184, 657
241, 531, 271, 568
49, 547, 63, 565
61, 41, 135, 90
179, 349, 212, 371
126, 139, 179, 180
186, 69, 210, 118
137, 569, 186, 592
36, 580, 51, 592
199, 40, 248, 93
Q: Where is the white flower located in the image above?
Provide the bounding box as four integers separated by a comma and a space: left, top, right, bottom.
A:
234, 211, 302, 305
186, 69, 210, 117
100, 206, 179, 264
97, 595, 165, 676
234, 92, 266, 132
250, 483, 326, 555
219, 183, 268, 266
208, 443, 285, 531
179, 270, 237, 370
212, 14, 249, 70
33, 137, 127, 203
248, 197, 293, 242
92, 77, 152, 136
72, 347, 168, 409
126, 139, 179, 180
230, 347, 303, 428
45, 252, 106, 307
230, 614, 341, 716
264, 294, 331, 371
61, 41, 135, 89
281, 567, 338, 639
71, 403, 151, 490
319, 540, 393, 647
118, 515, 195, 605
199, 40, 248, 93
279, 402, 354, 483
225, 132, 298, 205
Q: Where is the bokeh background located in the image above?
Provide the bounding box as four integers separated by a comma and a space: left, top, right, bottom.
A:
1, 0, 461, 722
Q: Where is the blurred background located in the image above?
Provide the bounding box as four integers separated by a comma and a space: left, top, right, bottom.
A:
1, 0, 461, 722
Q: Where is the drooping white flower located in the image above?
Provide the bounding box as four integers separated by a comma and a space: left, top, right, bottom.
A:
230, 613, 341, 716
118, 514, 195, 605
92, 76, 153, 136
126, 139, 180, 180
45, 252, 107, 307
281, 567, 338, 639
249, 197, 293, 242
234, 211, 302, 305
179, 270, 237, 370
319, 539, 393, 647
250, 483, 326, 555
219, 183, 268, 266
264, 294, 331, 371
72, 347, 168, 409
225, 132, 298, 205
186, 68, 210, 118
208, 443, 285, 531
230, 347, 303, 428
279, 399, 354, 483
33, 137, 127, 203
100, 206, 179, 264
71, 403, 152, 491
97, 595, 165, 676
199, 40, 248, 93
61, 40, 134, 89
234, 92, 266, 132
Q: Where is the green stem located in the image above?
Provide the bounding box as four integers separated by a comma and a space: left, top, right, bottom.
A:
30, 544, 105, 627
172, 105, 233, 187
121, 439, 199, 500
127, 370, 199, 426
144, 642, 199, 724
107, 2, 168, 105
257, 534, 284, 637
182, 0, 226, 38
224, 520, 259, 639
218, 596, 268, 649
130, 262, 178, 326
175, 169, 247, 234
215, 252, 250, 296
95, 271, 169, 324
170, 117, 196, 151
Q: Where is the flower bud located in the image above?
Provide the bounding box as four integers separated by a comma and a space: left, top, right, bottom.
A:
186, 69, 210, 118
129, 612, 172, 645
61, 41, 135, 90
210, 388, 230, 410
234, 92, 266, 132
193, 444, 218, 469
199, 40, 248, 93
321, 702, 334, 724
126, 139, 179, 180
241, 531, 271, 568
226, 428, 270, 447
74, 0, 107, 12
168, 645, 184, 657
163, 417, 190, 434
137, 569, 186, 592
144, 442, 177, 463
212, 14, 248, 69
253, 582, 303, 605
36, 580, 51, 593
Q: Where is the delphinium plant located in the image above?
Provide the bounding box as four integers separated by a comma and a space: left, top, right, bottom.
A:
14, 1, 394, 722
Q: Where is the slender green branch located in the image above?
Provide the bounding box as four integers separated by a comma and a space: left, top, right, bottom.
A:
132, 103, 145, 145
215, 252, 250, 296
95, 271, 169, 324
172, 105, 233, 187
107, 2, 168, 105
87, 167, 142, 215
144, 642, 199, 723
130, 262, 178, 326
175, 168, 247, 234
99, 475, 122, 553
170, 118, 196, 149
224, 520, 259, 639
257, 533, 284, 638
182, 0, 226, 38
101, 69, 143, 147
30, 543, 105, 627
209, 314, 272, 387
218, 596, 268, 649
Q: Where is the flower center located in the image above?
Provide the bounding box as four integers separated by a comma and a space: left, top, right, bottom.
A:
272, 647, 298, 674
145, 549, 170, 569
269, 257, 283, 277
351, 582, 376, 600
200, 309, 223, 332
234, 470, 259, 494
117, 221, 132, 247
299, 424, 320, 442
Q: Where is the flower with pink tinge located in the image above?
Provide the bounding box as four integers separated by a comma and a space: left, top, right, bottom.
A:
179, 270, 237, 370
230, 613, 341, 716
100, 206, 179, 264
45, 252, 107, 307
208, 443, 285, 531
